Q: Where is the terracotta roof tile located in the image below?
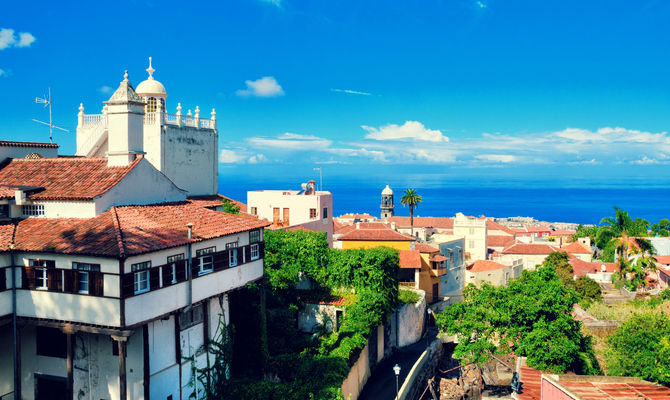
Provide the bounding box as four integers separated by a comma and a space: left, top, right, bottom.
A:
501, 243, 559, 255
549, 376, 670, 399
569, 257, 618, 276
430, 255, 449, 262
488, 235, 515, 248
0, 140, 59, 148
415, 243, 439, 253
399, 250, 422, 269
467, 260, 508, 272
562, 241, 592, 254
387, 216, 453, 230
654, 255, 670, 265
0, 157, 142, 200
335, 222, 416, 242
483, 219, 516, 235
10, 201, 270, 257
187, 194, 248, 213
551, 229, 576, 236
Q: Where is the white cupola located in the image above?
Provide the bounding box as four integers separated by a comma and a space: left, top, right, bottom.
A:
136, 57, 167, 115
104, 71, 145, 166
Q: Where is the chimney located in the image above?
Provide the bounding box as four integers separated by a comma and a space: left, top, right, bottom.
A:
356, 222, 360, 229
391, 222, 396, 231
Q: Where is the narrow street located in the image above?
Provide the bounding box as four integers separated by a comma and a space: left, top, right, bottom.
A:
359, 327, 438, 400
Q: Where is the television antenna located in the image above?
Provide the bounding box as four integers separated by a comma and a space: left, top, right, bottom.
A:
313, 166, 323, 191
33, 87, 69, 143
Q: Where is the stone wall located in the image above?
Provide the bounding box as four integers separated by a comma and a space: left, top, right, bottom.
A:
397, 339, 445, 400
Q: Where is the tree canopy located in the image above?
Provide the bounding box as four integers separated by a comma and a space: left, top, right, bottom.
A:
436, 265, 599, 374
400, 188, 422, 235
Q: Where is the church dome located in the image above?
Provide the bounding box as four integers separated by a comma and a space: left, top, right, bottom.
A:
382, 185, 393, 195
135, 57, 167, 98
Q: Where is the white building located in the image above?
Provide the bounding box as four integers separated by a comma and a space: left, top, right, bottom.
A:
453, 213, 487, 262
247, 180, 333, 246
0, 61, 262, 400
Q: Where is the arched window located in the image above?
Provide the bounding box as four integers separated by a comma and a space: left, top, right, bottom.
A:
146, 97, 157, 114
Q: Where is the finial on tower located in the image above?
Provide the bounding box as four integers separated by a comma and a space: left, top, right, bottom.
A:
123, 70, 129, 82
146, 57, 155, 79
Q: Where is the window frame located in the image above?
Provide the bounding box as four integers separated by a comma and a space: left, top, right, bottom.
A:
131, 261, 151, 294
22, 204, 45, 217
309, 208, 317, 219
249, 229, 261, 243
179, 303, 204, 330
250, 243, 260, 260
72, 262, 101, 295
226, 242, 238, 267
196, 247, 215, 275
322, 207, 328, 219
167, 253, 184, 284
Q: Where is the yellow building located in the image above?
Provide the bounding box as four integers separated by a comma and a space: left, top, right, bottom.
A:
333, 221, 415, 250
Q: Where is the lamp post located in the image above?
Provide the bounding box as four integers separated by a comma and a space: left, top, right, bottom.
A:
393, 363, 401, 399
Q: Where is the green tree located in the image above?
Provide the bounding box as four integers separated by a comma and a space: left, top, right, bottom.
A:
651, 218, 670, 237
400, 189, 422, 236
541, 252, 601, 304
573, 276, 602, 303
221, 198, 241, 214
606, 313, 670, 385
572, 224, 599, 244
436, 266, 599, 374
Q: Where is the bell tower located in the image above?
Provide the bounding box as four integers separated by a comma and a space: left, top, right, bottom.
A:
105, 71, 145, 166
380, 185, 394, 221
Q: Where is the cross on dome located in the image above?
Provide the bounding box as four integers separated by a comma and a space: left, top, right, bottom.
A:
146, 57, 155, 80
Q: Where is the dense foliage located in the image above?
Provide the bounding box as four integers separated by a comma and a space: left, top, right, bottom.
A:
436, 265, 599, 374
606, 313, 670, 385
399, 288, 422, 304
223, 230, 400, 400
541, 251, 601, 305
221, 198, 241, 214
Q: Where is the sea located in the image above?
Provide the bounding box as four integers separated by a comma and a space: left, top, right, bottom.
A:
219, 171, 670, 226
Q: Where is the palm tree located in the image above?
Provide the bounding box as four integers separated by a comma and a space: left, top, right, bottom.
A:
600, 207, 654, 287
400, 189, 422, 237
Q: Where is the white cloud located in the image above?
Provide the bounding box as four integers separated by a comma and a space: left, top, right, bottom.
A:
553, 127, 668, 144
236, 76, 284, 97
632, 156, 660, 165
0, 28, 36, 50
260, 0, 281, 6
219, 149, 247, 163
17, 32, 35, 47
476, 1, 487, 8
0, 69, 6, 78
475, 154, 518, 163
248, 154, 269, 164
248, 133, 332, 150
330, 88, 372, 96
98, 85, 113, 94
362, 121, 449, 142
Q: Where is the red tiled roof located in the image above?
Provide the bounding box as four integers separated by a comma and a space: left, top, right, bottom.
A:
501, 243, 559, 255
430, 255, 449, 262
0, 157, 142, 200
569, 257, 618, 276
467, 260, 508, 272
399, 250, 422, 269
526, 225, 551, 233
488, 235, 515, 248
9, 201, 270, 257
387, 216, 454, 230
0, 222, 16, 251
0, 140, 59, 148
545, 375, 670, 400
337, 213, 375, 219
551, 229, 576, 236
562, 241, 591, 254
335, 222, 416, 242
415, 243, 439, 253
187, 194, 248, 213
483, 219, 516, 235
654, 255, 670, 265
0, 186, 16, 199
517, 364, 544, 400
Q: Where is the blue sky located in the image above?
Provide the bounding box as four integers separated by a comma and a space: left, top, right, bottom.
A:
3, 0, 670, 183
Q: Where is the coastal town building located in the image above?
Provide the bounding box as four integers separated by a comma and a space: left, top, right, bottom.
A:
398, 243, 449, 303
568, 257, 618, 283
247, 180, 333, 245
465, 259, 522, 287
335, 213, 377, 225
0, 61, 265, 400
333, 221, 416, 250
434, 236, 466, 303
387, 216, 454, 242
453, 213, 487, 261
380, 185, 394, 221
497, 243, 559, 270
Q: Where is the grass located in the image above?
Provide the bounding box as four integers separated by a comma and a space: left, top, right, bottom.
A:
398, 288, 421, 305
585, 296, 670, 322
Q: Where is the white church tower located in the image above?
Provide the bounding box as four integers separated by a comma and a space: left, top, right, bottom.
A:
76, 58, 219, 196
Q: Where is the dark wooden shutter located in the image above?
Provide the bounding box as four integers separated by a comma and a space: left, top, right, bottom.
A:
0, 268, 5, 291
63, 270, 75, 293
121, 273, 134, 298
259, 242, 265, 259
213, 251, 226, 271
162, 265, 172, 286
91, 272, 104, 296
244, 245, 251, 264
149, 268, 160, 291
175, 260, 186, 282
191, 258, 199, 277
52, 269, 63, 291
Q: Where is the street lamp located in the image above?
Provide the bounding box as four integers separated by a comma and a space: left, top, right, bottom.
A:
393, 363, 401, 399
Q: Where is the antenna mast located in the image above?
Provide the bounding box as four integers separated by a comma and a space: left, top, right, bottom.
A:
33, 87, 69, 143
313, 167, 323, 191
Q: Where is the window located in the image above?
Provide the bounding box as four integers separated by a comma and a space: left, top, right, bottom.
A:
322, 207, 328, 219
30, 259, 54, 290
273, 208, 280, 224
309, 208, 317, 219
468, 228, 474, 235
146, 97, 157, 113
73, 262, 100, 294
251, 243, 260, 260
0, 204, 8, 218
132, 261, 151, 294
226, 242, 238, 267
179, 303, 204, 330
282, 208, 290, 225
249, 229, 261, 243
167, 254, 184, 284
250, 207, 257, 216
36, 327, 67, 358
22, 204, 45, 216
196, 247, 215, 275
468, 240, 475, 249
